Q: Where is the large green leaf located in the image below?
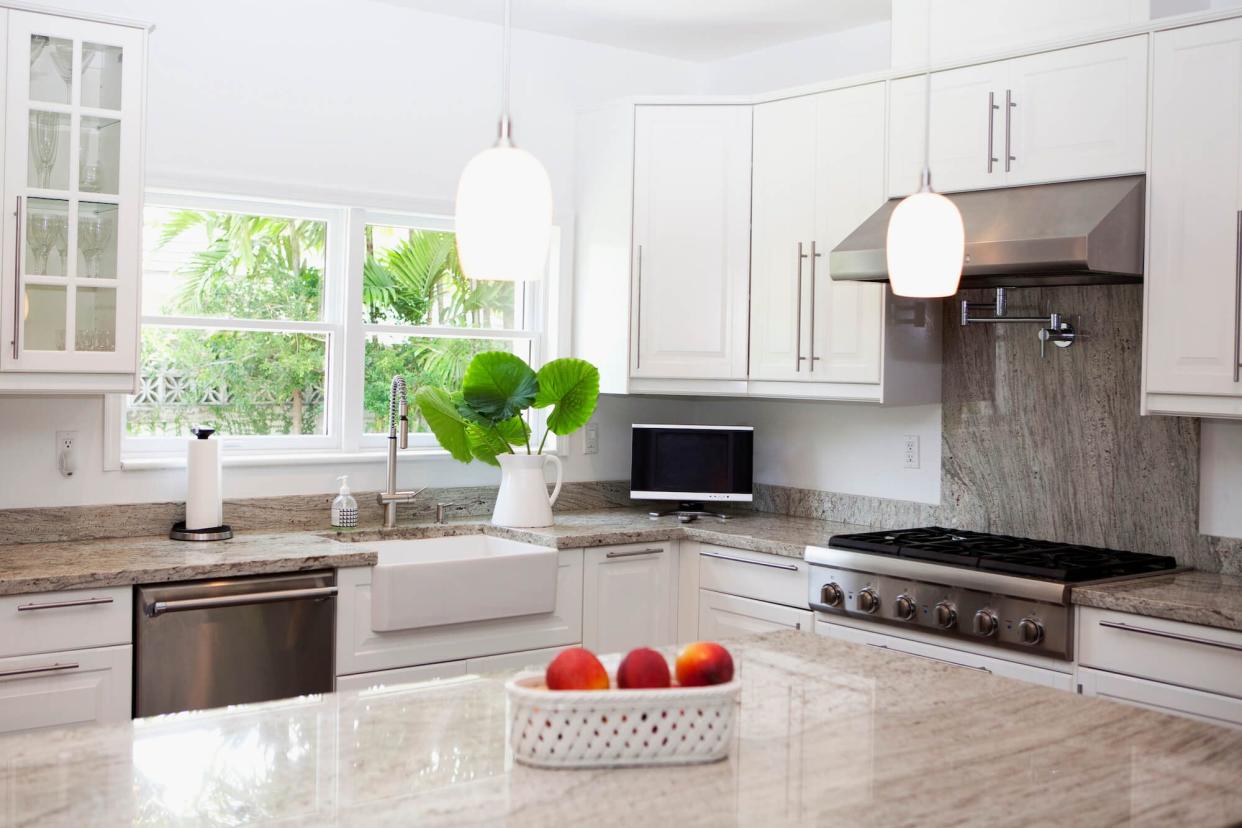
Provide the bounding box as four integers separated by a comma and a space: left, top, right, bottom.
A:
466, 416, 526, 465
534, 358, 600, 435
462, 351, 538, 422
413, 386, 473, 463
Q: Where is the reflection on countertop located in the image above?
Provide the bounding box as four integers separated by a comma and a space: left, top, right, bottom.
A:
3, 632, 1240, 826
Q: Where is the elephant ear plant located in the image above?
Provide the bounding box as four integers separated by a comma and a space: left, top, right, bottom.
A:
414, 351, 600, 465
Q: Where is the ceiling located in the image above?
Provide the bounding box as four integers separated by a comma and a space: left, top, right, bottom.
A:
378, 0, 892, 62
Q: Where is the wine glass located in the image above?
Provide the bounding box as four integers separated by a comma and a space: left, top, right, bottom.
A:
79, 214, 112, 278
51, 214, 67, 274
30, 112, 60, 188
25, 211, 55, 274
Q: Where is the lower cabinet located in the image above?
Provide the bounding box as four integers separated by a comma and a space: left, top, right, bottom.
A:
335, 644, 578, 693
1076, 606, 1242, 726
0, 644, 131, 734
583, 542, 678, 654
698, 590, 812, 639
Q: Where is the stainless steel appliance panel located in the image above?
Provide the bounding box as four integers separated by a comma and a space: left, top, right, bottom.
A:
134, 570, 336, 717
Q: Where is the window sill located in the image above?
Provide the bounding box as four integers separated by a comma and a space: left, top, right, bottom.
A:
120, 448, 452, 471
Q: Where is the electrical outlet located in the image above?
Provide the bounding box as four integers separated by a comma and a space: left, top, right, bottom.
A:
902, 435, 920, 469
583, 422, 600, 455
55, 430, 78, 478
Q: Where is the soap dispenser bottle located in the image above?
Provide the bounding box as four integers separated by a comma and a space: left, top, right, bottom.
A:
331, 475, 358, 529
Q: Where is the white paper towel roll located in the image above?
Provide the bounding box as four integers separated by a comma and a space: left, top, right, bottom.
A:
185, 430, 222, 530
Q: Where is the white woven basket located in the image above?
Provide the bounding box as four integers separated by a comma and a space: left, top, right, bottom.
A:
505, 672, 740, 769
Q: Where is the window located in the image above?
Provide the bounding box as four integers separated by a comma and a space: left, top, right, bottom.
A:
120, 194, 552, 461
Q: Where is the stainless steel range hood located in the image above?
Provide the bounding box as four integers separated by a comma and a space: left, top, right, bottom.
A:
829, 175, 1145, 289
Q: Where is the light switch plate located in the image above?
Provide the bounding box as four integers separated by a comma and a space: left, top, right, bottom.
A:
902, 435, 920, 469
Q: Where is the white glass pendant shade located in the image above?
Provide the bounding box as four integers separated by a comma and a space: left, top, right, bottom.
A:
885, 187, 965, 298
455, 143, 553, 282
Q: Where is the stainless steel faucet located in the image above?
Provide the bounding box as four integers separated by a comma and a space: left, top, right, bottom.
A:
377, 376, 424, 529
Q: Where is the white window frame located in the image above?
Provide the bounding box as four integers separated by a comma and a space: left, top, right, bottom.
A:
113, 191, 560, 465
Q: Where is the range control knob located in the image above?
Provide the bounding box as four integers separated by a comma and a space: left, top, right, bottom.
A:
1018, 617, 1045, 645
934, 601, 958, 629
894, 594, 917, 621
972, 609, 998, 637
820, 582, 844, 608
857, 588, 880, 615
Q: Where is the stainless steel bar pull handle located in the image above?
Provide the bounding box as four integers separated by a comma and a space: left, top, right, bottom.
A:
605, 547, 664, 559
809, 240, 822, 372
987, 92, 999, 173
18, 596, 114, 612
0, 662, 78, 680
1005, 89, 1016, 172
11, 196, 21, 360
1099, 620, 1242, 654
699, 550, 799, 571
634, 244, 643, 371
795, 242, 808, 371
1234, 210, 1241, 383
150, 586, 338, 616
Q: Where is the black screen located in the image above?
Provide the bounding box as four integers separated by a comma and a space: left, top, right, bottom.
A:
630, 427, 753, 498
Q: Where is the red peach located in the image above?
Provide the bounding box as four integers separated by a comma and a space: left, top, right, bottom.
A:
545, 647, 610, 691
675, 641, 734, 686
616, 647, 672, 689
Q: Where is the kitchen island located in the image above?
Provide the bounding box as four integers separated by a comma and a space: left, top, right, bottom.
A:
3, 631, 1240, 826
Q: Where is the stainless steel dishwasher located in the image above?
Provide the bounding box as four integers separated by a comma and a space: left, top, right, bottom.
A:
134, 570, 337, 717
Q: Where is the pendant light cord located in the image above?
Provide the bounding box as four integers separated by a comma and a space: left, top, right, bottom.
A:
920, 0, 932, 191
499, 0, 513, 143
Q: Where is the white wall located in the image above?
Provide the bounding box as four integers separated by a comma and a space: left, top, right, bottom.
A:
1200, 419, 1242, 538
700, 21, 892, 95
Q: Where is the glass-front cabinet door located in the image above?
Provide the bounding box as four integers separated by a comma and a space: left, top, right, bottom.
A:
0, 11, 145, 376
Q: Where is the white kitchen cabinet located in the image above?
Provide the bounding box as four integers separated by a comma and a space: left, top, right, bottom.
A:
582, 541, 678, 654
335, 551, 583, 676
0, 9, 147, 393
698, 590, 812, 639
334, 661, 468, 693
0, 643, 131, 733
0, 585, 131, 658
696, 544, 809, 609
891, 0, 1149, 70
889, 37, 1148, 196
630, 105, 751, 382
750, 82, 937, 403
1076, 606, 1242, 725
1144, 17, 1242, 418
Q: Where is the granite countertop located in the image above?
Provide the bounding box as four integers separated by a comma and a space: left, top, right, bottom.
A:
1072, 569, 1242, 632
3, 630, 1240, 826
0, 509, 868, 596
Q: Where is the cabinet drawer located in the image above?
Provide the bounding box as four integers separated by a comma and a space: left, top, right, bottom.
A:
336, 661, 468, 693
0, 586, 131, 658
698, 545, 808, 609
1078, 608, 1242, 700
1078, 666, 1242, 728
0, 644, 131, 733
698, 590, 812, 639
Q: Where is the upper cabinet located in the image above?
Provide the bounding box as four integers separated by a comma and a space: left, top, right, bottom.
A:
749, 83, 939, 403
630, 105, 751, 383
891, 0, 1150, 70
889, 36, 1148, 196
0, 10, 146, 393
1144, 17, 1242, 419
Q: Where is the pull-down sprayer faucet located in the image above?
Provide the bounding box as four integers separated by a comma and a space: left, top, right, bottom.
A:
378, 376, 424, 528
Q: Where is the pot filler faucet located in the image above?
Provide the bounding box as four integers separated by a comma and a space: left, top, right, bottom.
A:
378, 375, 425, 529
960, 288, 1077, 358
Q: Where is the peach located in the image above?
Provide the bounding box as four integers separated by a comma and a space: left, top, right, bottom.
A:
675, 641, 734, 687
616, 647, 672, 689
545, 647, 610, 691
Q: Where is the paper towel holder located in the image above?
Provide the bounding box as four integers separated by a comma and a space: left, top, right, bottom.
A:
171, 427, 233, 541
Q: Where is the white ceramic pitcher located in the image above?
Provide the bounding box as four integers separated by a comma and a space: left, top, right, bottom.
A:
492, 453, 563, 528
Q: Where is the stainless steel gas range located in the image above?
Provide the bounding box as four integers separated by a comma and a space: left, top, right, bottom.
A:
807, 527, 1179, 686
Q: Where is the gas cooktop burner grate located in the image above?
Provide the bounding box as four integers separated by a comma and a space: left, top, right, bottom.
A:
828, 527, 1177, 583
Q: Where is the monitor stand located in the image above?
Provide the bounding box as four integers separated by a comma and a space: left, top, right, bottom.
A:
648, 503, 731, 524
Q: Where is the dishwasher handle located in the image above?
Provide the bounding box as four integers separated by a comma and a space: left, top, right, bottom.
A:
149, 586, 338, 616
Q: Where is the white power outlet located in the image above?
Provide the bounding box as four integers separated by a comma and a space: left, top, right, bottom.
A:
583, 422, 600, 455
902, 435, 920, 469
55, 430, 78, 477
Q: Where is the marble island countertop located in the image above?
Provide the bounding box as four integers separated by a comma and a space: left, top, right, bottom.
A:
3, 631, 1241, 826
0, 509, 868, 597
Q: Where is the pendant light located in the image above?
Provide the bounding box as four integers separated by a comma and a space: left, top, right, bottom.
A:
455, 0, 553, 282
885, 12, 965, 298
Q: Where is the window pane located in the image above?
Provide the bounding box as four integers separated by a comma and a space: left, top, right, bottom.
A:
362, 224, 522, 329
142, 207, 326, 321
363, 333, 530, 434
127, 327, 327, 437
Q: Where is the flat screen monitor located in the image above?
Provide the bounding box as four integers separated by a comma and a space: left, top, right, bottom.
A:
630, 424, 753, 503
